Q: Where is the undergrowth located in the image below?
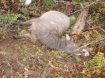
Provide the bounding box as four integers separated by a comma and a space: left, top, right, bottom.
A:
0, 13, 20, 38
82, 52, 105, 78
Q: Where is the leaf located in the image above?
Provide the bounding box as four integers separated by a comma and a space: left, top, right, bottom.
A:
70, 15, 76, 24
75, 56, 82, 62
61, 52, 69, 57
20, 29, 28, 35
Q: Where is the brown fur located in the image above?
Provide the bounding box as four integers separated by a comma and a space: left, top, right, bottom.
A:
14, 11, 85, 56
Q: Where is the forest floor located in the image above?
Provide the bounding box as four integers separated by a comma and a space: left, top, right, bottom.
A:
0, 32, 83, 78
0, 1, 105, 78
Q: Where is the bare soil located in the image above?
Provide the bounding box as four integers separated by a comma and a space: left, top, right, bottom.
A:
0, 33, 82, 78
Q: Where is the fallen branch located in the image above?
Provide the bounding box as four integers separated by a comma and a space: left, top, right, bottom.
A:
88, 26, 105, 34
71, 8, 89, 35
76, 38, 105, 52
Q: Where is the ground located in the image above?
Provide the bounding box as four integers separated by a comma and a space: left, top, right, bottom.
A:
0, 1, 105, 78
0, 33, 82, 78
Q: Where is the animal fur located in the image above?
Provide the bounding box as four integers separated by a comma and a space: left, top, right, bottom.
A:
14, 11, 87, 56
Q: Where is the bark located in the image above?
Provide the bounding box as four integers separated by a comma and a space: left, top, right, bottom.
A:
71, 8, 89, 35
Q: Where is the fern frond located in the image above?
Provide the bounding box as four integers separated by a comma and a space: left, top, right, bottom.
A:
83, 52, 105, 77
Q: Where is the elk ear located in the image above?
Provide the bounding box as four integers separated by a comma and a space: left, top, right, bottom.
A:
66, 34, 71, 40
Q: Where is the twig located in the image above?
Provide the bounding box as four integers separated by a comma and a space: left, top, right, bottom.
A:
54, 0, 99, 15
88, 26, 101, 30
53, 0, 67, 3
41, 64, 49, 78
99, 28, 105, 33
70, 0, 99, 15
76, 38, 105, 51
49, 60, 62, 71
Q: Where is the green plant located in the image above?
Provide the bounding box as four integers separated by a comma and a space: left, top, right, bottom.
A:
55, 73, 63, 78
19, 29, 28, 35
0, 13, 20, 38
21, 7, 30, 18
82, 52, 105, 78
0, 27, 7, 38
0, 13, 20, 25
42, 0, 54, 5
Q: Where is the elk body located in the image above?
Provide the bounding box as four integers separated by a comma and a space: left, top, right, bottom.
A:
14, 11, 88, 56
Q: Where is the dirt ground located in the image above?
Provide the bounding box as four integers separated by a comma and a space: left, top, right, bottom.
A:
0, 33, 83, 78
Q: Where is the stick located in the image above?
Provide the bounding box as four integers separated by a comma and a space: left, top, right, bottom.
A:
70, 0, 99, 15
71, 8, 89, 35
76, 38, 105, 51
54, 0, 99, 15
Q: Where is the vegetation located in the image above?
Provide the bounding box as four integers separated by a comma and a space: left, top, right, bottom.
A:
0, 0, 105, 78
83, 52, 105, 77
